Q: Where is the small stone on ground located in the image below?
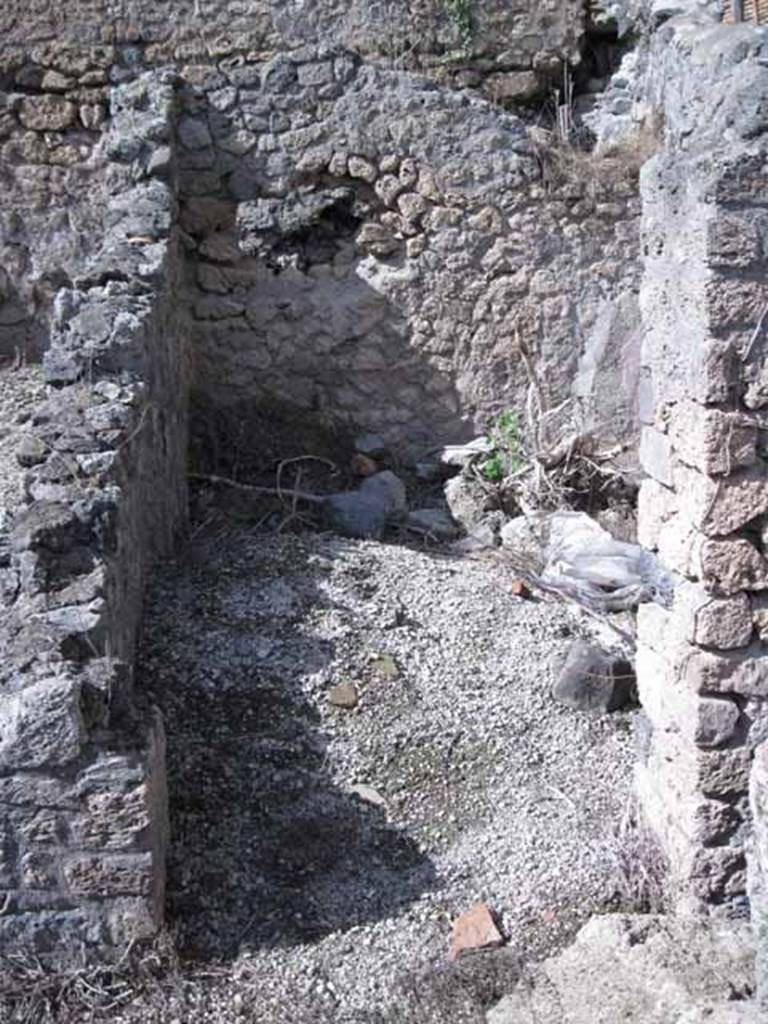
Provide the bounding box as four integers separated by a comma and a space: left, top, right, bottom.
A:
450, 903, 505, 961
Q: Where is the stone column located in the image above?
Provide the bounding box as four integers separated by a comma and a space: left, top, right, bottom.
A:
635, 36, 768, 916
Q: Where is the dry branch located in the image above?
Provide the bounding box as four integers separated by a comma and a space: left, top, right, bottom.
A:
189, 472, 327, 505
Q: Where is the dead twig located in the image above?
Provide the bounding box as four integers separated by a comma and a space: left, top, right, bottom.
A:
189, 472, 327, 505
276, 466, 316, 532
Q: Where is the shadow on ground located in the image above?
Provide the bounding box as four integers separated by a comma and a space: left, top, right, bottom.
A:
136, 524, 437, 960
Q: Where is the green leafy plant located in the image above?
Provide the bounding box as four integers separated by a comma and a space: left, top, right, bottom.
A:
480, 450, 505, 483
481, 409, 523, 483
444, 0, 474, 51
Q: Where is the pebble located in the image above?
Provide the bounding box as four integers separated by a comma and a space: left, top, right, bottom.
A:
327, 680, 359, 708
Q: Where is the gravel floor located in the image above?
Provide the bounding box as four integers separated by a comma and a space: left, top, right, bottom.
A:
134, 521, 637, 1022
0, 363, 45, 521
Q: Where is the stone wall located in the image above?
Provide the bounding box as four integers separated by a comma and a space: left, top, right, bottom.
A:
634, 18, 768, 928
0, 70, 187, 953
176, 50, 642, 454
0, 0, 649, 961
0, 0, 644, 457
0, 1, 584, 87
0, 45, 112, 360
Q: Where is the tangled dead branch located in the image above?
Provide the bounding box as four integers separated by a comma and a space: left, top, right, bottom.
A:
473, 327, 631, 518
189, 453, 338, 523
0, 936, 179, 1023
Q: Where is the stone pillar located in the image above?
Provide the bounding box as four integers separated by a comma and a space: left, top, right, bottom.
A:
636, 89, 768, 915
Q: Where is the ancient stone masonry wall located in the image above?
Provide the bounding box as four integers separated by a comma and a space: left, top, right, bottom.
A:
176, 52, 642, 454
0, 70, 186, 954
0, 0, 585, 97
0, 0, 648, 961
0, 44, 113, 359
634, 18, 768, 933
0, 0, 643, 456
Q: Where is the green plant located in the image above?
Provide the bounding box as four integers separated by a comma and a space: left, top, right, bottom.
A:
481, 409, 523, 483
444, 0, 474, 51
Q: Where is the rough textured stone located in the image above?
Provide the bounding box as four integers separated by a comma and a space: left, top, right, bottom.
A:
327, 680, 359, 709
681, 643, 768, 698
484, 71, 540, 103
676, 464, 768, 538
18, 95, 77, 131
551, 641, 635, 714
0, 677, 84, 771
322, 492, 387, 539
0, 71, 180, 957
406, 508, 460, 539
669, 401, 757, 477
500, 516, 543, 566
63, 853, 154, 897
449, 903, 504, 961
444, 475, 496, 533
487, 914, 757, 1024
699, 537, 768, 596
673, 584, 753, 651
635, 644, 741, 750
358, 471, 407, 516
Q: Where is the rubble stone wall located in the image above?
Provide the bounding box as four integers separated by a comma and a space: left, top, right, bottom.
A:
0, 0, 648, 960
0, 0, 644, 457
0, 1, 585, 84
635, 18, 768, 931
0, 45, 112, 360
175, 52, 642, 454
0, 71, 187, 953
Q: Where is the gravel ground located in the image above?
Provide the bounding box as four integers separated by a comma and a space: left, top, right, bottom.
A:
0, 363, 45, 520
133, 521, 638, 1023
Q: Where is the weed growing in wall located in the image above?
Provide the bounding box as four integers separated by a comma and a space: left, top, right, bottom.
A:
481, 410, 523, 483
444, 0, 474, 52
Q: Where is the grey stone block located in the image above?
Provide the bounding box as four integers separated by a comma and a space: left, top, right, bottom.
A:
0, 677, 85, 771
444, 475, 495, 532
358, 471, 407, 516
322, 492, 387, 539
551, 641, 635, 714
407, 508, 460, 538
